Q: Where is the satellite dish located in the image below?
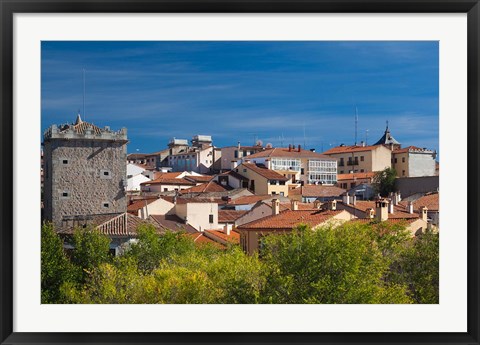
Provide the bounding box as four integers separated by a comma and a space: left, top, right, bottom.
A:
266, 143, 273, 149
255, 139, 263, 147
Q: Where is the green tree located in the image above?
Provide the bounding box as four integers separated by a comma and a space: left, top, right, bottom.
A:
260, 223, 412, 304
390, 230, 439, 303
71, 226, 111, 282
41, 223, 77, 303
373, 167, 397, 197
126, 224, 195, 273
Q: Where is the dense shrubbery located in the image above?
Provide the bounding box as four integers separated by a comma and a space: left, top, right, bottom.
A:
41, 221, 439, 304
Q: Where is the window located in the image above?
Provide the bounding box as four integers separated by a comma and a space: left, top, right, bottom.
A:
243, 169, 247, 173
340, 170, 344, 174
127, 175, 133, 179
280, 192, 284, 196
360, 156, 364, 161
164, 188, 168, 192
102, 202, 110, 208
351, 182, 356, 188
62, 159, 68, 164
234, 150, 238, 158
209, 214, 214, 223
402, 157, 406, 163
394, 158, 398, 163
402, 170, 406, 176
100, 169, 112, 179
339, 158, 344, 166
301, 168, 304, 175
360, 169, 364, 172
60, 190, 70, 199
62, 192, 68, 197
271, 191, 277, 195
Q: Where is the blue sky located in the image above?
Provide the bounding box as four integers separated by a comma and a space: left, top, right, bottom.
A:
41, 41, 439, 155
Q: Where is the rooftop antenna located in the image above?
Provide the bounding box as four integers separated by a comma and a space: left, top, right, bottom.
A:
355, 106, 358, 146
281, 133, 284, 147
82, 68, 86, 122
365, 129, 369, 145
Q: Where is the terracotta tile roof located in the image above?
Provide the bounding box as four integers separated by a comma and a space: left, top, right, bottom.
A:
399, 192, 439, 212
150, 214, 198, 233
339, 201, 420, 219
204, 230, 240, 244
127, 153, 148, 160
300, 185, 346, 198
219, 170, 249, 181
161, 196, 225, 205
245, 147, 335, 160
186, 233, 225, 248
322, 144, 385, 155
392, 145, 423, 154
218, 210, 248, 223
337, 172, 376, 181
182, 181, 231, 193
241, 163, 289, 181
184, 175, 214, 183
228, 195, 272, 205
238, 209, 344, 230
60, 119, 102, 135
127, 198, 159, 213
279, 202, 320, 211
57, 213, 164, 237
141, 177, 194, 186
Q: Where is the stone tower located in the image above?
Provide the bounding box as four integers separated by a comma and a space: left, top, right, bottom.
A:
42, 114, 128, 228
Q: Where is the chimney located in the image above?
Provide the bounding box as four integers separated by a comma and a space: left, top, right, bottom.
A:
224, 224, 231, 236
365, 208, 375, 219
375, 199, 389, 221
272, 199, 280, 215
351, 194, 357, 205
327, 199, 337, 211
288, 144, 292, 152
313, 200, 321, 209
291, 199, 299, 211
419, 206, 428, 222
407, 201, 414, 214
342, 193, 350, 205
298, 145, 301, 152
292, 144, 296, 150
388, 201, 394, 214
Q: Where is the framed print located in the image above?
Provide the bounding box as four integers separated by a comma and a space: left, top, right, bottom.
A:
1, 1, 479, 344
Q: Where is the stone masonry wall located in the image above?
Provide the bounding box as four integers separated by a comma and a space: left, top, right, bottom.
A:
45, 139, 127, 228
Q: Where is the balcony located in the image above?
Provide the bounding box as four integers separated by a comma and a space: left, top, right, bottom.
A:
347, 160, 359, 166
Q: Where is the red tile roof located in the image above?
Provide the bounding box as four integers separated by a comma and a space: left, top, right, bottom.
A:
228, 195, 272, 205
322, 144, 385, 155
241, 163, 289, 181
279, 202, 320, 211
246, 147, 335, 160
127, 198, 159, 213
184, 175, 214, 183
218, 210, 248, 223
150, 214, 198, 233
186, 233, 225, 248
337, 172, 376, 181
218, 170, 249, 181
141, 177, 194, 186
57, 213, 164, 237
204, 230, 240, 244
300, 185, 346, 197
238, 209, 344, 230
392, 146, 426, 154
182, 181, 230, 193
339, 201, 420, 219
399, 192, 439, 212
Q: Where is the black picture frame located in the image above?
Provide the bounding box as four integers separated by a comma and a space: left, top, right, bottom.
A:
1, 1, 479, 344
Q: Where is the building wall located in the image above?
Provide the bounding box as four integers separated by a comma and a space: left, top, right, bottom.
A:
395, 176, 439, 198
127, 174, 150, 192
43, 139, 127, 227
141, 183, 192, 193
236, 164, 289, 196
137, 199, 175, 219
330, 146, 391, 174
235, 203, 273, 226
408, 152, 436, 177
392, 152, 409, 177
175, 202, 219, 232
